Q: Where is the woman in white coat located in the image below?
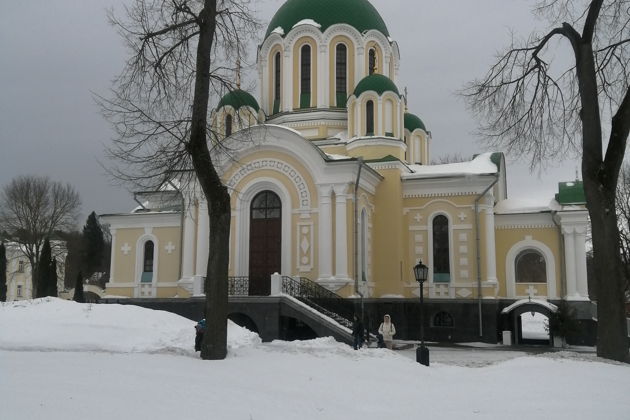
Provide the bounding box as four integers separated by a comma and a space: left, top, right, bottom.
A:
378, 314, 396, 349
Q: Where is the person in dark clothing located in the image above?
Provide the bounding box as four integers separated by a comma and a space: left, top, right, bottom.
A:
194, 318, 206, 351
352, 314, 364, 350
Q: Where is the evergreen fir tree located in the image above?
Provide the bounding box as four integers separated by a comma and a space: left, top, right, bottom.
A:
82, 212, 105, 277
73, 271, 85, 303
0, 243, 7, 301
36, 238, 52, 298
48, 258, 58, 297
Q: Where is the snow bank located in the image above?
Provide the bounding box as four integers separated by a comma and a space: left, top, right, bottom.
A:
0, 298, 260, 354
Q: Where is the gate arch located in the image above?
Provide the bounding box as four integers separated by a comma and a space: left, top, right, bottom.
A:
500, 299, 558, 345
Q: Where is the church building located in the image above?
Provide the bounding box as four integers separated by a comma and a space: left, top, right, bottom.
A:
101, 0, 591, 343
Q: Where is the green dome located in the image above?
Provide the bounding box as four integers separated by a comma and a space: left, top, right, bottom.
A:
352, 74, 400, 97
217, 90, 260, 112
404, 112, 427, 132
265, 0, 390, 39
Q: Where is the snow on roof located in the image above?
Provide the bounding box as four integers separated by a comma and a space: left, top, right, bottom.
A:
326, 153, 352, 161
501, 298, 558, 314
404, 152, 498, 179
292, 19, 321, 29
271, 26, 285, 35
495, 198, 560, 214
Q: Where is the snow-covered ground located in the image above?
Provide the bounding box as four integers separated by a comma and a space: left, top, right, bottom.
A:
2, 298, 629, 420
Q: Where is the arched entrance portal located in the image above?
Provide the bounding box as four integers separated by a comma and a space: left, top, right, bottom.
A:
249, 191, 282, 295
500, 299, 557, 346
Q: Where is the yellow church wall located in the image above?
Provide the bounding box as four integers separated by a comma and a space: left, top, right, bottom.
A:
401, 195, 485, 298
111, 228, 144, 284
328, 35, 356, 108
292, 37, 318, 109
154, 226, 181, 284
347, 144, 404, 161
372, 168, 405, 296
495, 227, 561, 298
104, 287, 133, 298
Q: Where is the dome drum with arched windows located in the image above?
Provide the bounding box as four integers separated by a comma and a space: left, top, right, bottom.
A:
257, 0, 401, 139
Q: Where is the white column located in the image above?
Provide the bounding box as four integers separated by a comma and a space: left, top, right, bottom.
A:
195, 200, 209, 277
108, 228, 117, 284
181, 205, 196, 279
355, 100, 361, 137
318, 185, 333, 280
259, 58, 269, 115
318, 44, 327, 108
356, 47, 365, 82
563, 227, 578, 299
333, 184, 349, 281
377, 97, 383, 136
283, 50, 292, 112
575, 226, 589, 298
484, 195, 497, 284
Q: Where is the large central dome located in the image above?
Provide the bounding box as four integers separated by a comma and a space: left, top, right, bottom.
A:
265, 0, 390, 39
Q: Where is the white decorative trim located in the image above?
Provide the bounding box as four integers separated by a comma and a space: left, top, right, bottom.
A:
495, 213, 555, 230
134, 233, 159, 298
227, 159, 312, 209
297, 222, 314, 272
505, 238, 557, 299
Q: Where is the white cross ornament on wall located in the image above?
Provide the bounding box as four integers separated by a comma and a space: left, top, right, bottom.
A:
458, 212, 467, 222
165, 242, 176, 254
414, 213, 422, 223
121, 243, 131, 255
526, 285, 538, 298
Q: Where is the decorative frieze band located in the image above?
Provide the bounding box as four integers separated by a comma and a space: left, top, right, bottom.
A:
227, 159, 311, 208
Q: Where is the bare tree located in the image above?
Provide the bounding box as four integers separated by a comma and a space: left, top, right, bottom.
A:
97, 0, 259, 360
616, 163, 630, 296
465, 0, 630, 362
431, 153, 468, 165
0, 175, 81, 298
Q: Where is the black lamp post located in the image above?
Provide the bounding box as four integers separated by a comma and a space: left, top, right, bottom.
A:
414, 260, 430, 366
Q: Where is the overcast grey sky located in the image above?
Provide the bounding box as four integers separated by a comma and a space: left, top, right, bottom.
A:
0, 0, 580, 222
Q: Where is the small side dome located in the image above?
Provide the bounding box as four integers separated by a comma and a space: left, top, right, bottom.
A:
404, 112, 427, 132
352, 74, 400, 98
217, 89, 260, 112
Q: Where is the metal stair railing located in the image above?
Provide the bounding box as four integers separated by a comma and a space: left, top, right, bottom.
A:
281, 276, 354, 329
228, 276, 250, 296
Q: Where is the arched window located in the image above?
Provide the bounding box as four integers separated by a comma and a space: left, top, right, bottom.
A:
335, 43, 347, 107
432, 215, 450, 282
251, 191, 281, 219
433, 311, 454, 328
273, 51, 281, 114
225, 114, 233, 137
142, 241, 154, 283
515, 250, 547, 283
368, 48, 377, 75
300, 44, 311, 108
365, 100, 374, 135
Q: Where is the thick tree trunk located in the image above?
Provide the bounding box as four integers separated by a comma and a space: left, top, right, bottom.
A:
585, 175, 628, 361
186, 0, 230, 360
577, 39, 629, 362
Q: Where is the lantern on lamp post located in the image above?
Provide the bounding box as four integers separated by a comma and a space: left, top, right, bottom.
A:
414, 260, 430, 366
